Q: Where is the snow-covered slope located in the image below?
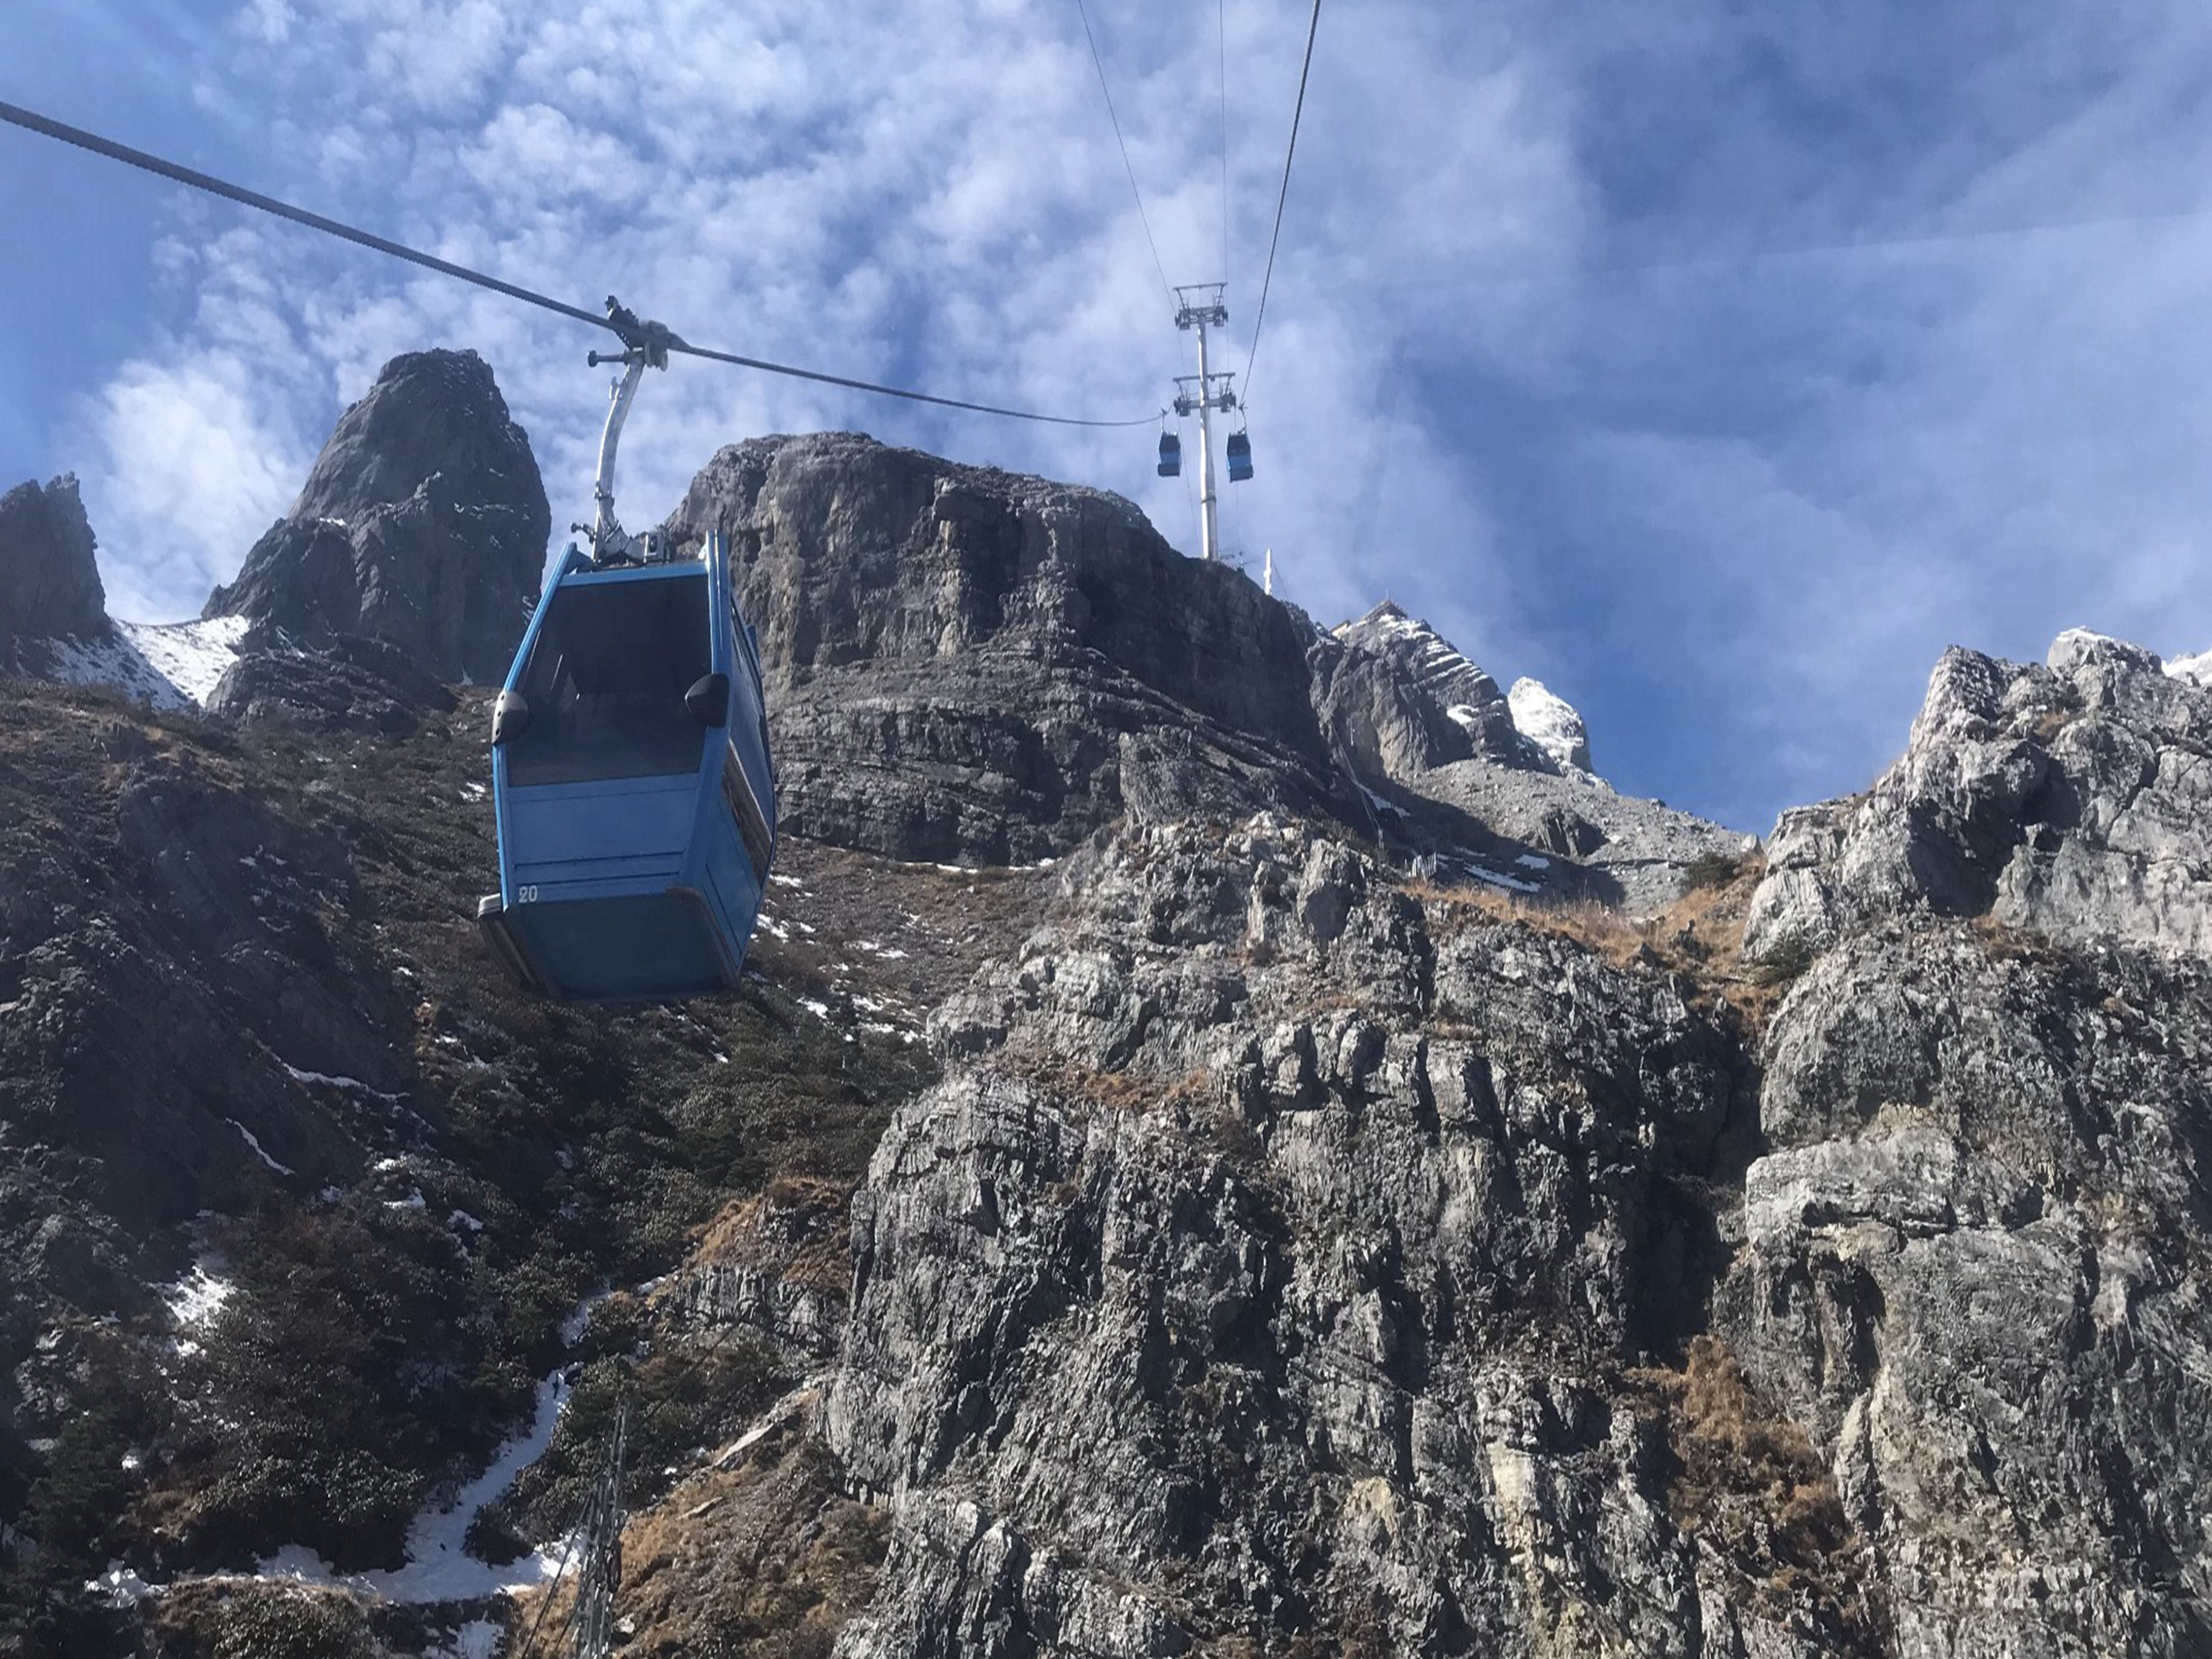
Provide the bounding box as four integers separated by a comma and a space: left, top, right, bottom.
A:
39, 617, 250, 710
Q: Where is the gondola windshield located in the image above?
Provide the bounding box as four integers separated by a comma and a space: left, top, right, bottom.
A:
506, 576, 711, 786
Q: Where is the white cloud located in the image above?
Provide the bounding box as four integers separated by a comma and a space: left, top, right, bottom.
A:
90, 358, 307, 620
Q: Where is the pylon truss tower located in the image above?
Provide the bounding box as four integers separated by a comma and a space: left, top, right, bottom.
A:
1173, 284, 1238, 563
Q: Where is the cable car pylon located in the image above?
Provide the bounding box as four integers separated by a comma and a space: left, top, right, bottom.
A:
1170, 283, 1247, 563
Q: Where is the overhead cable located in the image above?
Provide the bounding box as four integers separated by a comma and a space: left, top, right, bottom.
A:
1218, 0, 1232, 287
1244, 0, 1322, 402
1070, 0, 1176, 310
0, 97, 1162, 430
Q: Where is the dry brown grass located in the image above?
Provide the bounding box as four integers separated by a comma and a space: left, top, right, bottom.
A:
601, 1410, 888, 1658
1401, 853, 1798, 1041
1634, 1336, 1877, 1649
992, 1045, 1213, 1117
1971, 910, 2059, 965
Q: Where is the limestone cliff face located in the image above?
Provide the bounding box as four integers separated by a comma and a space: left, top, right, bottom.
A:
819, 818, 1793, 1657
788, 623, 2212, 1657
204, 349, 548, 685
668, 432, 1352, 865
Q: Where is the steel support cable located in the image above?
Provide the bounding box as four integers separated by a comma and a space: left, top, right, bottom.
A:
0, 97, 1162, 430
1070, 0, 1176, 312
1243, 0, 1322, 403
1218, 0, 1232, 287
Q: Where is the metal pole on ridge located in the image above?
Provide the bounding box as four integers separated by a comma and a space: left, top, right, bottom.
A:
1172, 284, 1237, 563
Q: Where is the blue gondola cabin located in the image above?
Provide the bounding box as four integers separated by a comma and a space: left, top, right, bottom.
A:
477, 531, 776, 1001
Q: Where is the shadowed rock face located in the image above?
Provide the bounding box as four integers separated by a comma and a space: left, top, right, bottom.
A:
204, 350, 548, 685
669, 433, 1355, 863
0, 475, 107, 657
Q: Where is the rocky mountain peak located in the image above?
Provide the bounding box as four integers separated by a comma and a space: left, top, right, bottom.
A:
1508, 674, 1592, 772
0, 474, 108, 659
667, 431, 1349, 863
1749, 625, 2212, 959
203, 348, 549, 684
1330, 600, 1524, 763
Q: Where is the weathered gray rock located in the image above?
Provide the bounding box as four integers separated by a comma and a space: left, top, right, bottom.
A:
668, 434, 1353, 863
1312, 605, 1736, 908
207, 629, 458, 736
1319, 601, 1525, 771
1719, 920, 2212, 1658
204, 350, 548, 684
821, 817, 1865, 1656
1747, 629, 2212, 959
670, 436, 1738, 900
0, 475, 108, 660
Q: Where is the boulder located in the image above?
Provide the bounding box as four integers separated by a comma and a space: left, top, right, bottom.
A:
204, 349, 548, 685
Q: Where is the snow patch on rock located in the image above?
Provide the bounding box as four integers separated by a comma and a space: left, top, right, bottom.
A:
1507, 677, 1592, 773
2165, 646, 2212, 687
38, 615, 251, 709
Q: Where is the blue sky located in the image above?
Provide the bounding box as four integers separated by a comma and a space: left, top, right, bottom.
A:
6, 0, 2212, 832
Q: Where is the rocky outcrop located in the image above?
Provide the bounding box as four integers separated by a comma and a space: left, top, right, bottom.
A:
204, 350, 548, 685
669, 437, 1737, 899
0, 475, 109, 662
1715, 917, 2212, 1655
818, 817, 1851, 1655
1703, 625, 2212, 1654
1509, 676, 1592, 773
669, 434, 1356, 864
806, 785, 2212, 1654
1747, 629, 2212, 959
1312, 603, 1732, 908
1321, 601, 1526, 769
206, 629, 458, 736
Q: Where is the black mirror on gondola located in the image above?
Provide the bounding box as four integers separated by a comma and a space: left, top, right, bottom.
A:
492, 690, 531, 745
685, 672, 730, 727
1226, 431, 1253, 483
1158, 432, 1182, 477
